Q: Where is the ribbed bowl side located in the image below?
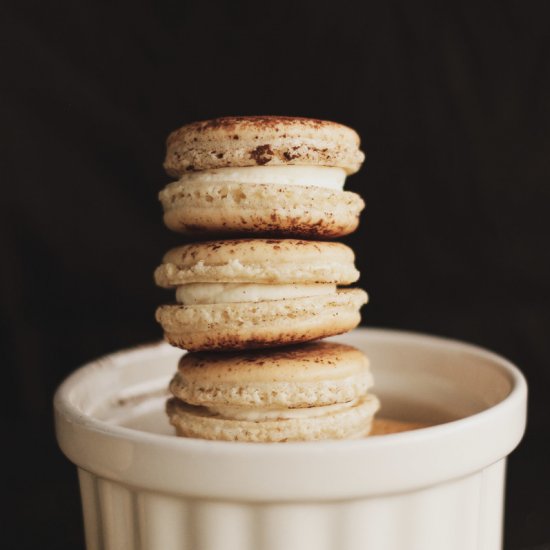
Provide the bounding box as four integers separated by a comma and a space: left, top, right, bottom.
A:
77, 459, 505, 550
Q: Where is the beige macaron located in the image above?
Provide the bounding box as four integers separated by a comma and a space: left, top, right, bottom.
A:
155, 239, 368, 351
160, 116, 365, 238
166, 342, 380, 442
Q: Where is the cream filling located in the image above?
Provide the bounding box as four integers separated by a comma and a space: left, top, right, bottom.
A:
176, 283, 336, 305
207, 399, 360, 422
175, 165, 347, 190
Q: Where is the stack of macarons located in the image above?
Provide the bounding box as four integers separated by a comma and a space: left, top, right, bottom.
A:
155, 116, 379, 442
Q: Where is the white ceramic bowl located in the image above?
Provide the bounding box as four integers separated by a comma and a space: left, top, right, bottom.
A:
54, 328, 527, 550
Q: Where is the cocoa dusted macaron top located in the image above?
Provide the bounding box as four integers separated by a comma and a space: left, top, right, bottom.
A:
164, 116, 365, 176
171, 341, 374, 407
154, 238, 360, 287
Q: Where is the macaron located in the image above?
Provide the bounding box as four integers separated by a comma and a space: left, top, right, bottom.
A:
155, 239, 368, 351
160, 116, 365, 238
166, 342, 380, 442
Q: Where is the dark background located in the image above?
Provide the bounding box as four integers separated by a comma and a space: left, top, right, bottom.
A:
2, 1, 549, 548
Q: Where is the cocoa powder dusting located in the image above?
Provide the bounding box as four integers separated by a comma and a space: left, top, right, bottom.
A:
250, 144, 274, 165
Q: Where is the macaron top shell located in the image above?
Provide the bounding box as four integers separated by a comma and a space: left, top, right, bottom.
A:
164, 116, 365, 177
178, 342, 369, 383
170, 342, 373, 408
154, 239, 360, 287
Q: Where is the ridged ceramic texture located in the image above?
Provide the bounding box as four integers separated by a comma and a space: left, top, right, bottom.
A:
78, 460, 505, 550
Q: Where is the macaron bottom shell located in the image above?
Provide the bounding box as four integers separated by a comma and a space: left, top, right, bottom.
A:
156, 289, 367, 351
166, 394, 380, 443
161, 181, 364, 238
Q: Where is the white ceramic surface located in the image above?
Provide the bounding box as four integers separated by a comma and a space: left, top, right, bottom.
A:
54, 328, 527, 550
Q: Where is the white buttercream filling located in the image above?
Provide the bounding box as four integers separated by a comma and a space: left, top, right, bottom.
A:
176, 283, 336, 305
207, 399, 360, 421
176, 165, 347, 190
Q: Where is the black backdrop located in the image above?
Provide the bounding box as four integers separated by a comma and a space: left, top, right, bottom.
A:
2, 1, 549, 548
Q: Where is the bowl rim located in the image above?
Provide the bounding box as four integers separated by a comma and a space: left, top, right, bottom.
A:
54, 327, 526, 450
54, 328, 528, 499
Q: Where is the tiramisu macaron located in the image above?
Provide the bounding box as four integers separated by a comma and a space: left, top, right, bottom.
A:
160, 116, 365, 238
166, 342, 380, 442
155, 239, 368, 351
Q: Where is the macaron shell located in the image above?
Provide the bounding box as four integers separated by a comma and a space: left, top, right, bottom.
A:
159, 181, 365, 238
156, 289, 368, 351
166, 394, 380, 442
163, 116, 365, 177
176, 341, 370, 383
170, 342, 373, 408
160, 238, 355, 268
155, 239, 360, 287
